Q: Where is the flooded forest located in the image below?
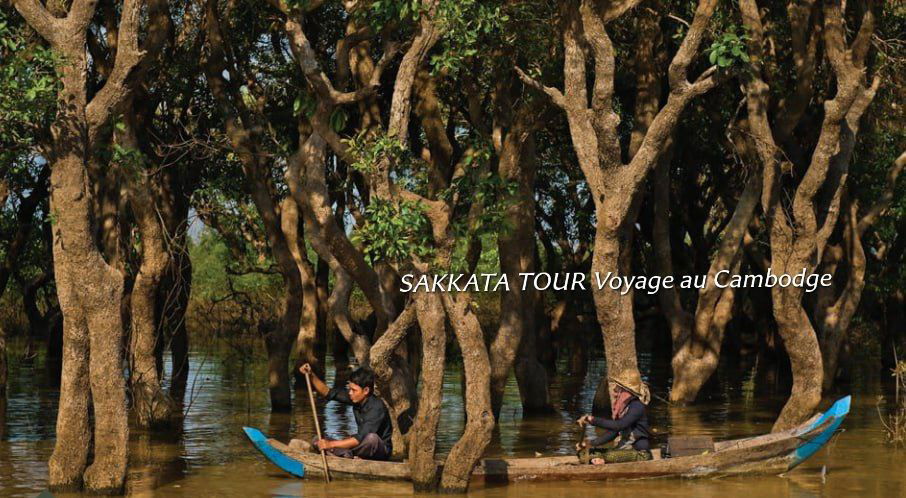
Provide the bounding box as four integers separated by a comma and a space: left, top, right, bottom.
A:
0, 0, 904, 496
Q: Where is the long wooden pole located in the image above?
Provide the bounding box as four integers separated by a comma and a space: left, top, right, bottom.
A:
305, 372, 331, 482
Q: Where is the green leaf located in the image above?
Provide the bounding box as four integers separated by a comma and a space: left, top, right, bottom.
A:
330, 108, 348, 132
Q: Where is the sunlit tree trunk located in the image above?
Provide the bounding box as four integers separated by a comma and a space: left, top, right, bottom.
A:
11, 0, 162, 490
408, 291, 446, 491
740, 0, 878, 430
440, 293, 495, 493
518, 0, 719, 408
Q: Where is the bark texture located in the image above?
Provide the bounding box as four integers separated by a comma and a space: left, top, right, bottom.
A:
517, 0, 719, 405
120, 111, 176, 427
740, 0, 879, 430
11, 0, 154, 491
440, 293, 495, 493
495, 131, 551, 416
408, 291, 447, 491
817, 152, 904, 389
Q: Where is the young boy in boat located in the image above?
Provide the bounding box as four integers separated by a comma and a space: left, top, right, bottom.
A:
575, 377, 653, 465
295, 364, 393, 461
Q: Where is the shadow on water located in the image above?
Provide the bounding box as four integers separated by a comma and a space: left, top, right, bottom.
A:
1, 336, 904, 497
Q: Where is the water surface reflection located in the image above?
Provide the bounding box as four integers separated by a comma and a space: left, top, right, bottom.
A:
0, 344, 902, 497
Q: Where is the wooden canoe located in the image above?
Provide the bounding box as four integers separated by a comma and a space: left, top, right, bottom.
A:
242, 395, 850, 482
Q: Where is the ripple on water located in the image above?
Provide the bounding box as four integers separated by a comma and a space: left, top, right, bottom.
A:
1, 346, 904, 497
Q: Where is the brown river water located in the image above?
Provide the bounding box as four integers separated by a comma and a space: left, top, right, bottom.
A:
0, 341, 903, 497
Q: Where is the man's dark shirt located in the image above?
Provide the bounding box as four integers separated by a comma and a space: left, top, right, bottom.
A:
326, 388, 393, 451
588, 398, 652, 450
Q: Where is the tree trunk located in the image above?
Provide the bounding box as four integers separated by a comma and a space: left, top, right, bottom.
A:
46, 312, 63, 386
817, 203, 864, 391
514, 308, 552, 414
0, 168, 50, 396
166, 244, 192, 402
315, 255, 330, 357
129, 205, 175, 427
408, 292, 446, 491
669, 174, 760, 402
591, 218, 643, 411
771, 284, 823, 430
440, 293, 495, 493
0, 326, 6, 399
281, 198, 324, 384
159, 163, 193, 403
11, 0, 153, 490
0, 167, 49, 298
819, 154, 902, 390
49, 151, 128, 493
369, 305, 419, 458
491, 129, 545, 417
516, 0, 719, 412
122, 116, 175, 427
287, 131, 417, 437
737, 0, 878, 430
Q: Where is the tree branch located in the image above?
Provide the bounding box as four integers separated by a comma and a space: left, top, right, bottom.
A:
667, 0, 718, 91
858, 151, 905, 233
285, 17, 399, 105
11, 0, 64, 44
514, 67, 566, 109
85, 0, 147, 139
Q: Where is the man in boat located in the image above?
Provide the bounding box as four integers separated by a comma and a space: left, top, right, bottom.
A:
295, 364, 392, 461
575, 376, 653, 464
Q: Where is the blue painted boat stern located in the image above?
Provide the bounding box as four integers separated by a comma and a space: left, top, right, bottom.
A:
243, 427, 306, 478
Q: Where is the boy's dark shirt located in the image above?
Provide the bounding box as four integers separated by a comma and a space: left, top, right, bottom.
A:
326, 387, 393, 450
588, 398, 652, 451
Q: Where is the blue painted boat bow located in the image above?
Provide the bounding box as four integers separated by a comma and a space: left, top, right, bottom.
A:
789, 395, 851, 469
243, 427, 305, 478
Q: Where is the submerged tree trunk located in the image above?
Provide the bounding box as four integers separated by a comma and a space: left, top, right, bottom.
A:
818, 153, 903, 390
165, 230, 192, 402
202, 4, 307, 412
408, 291, 446, 491
517, 0, 719, 410
129, 203, 175, 426
282, 199, 324, 384
669, 174, 760, 402
369, 305, 419, 458
440, 293, 495, 493
11, 0, 154, 490
49, 145, 129, 494
739, 0, 878, 430
514, 292, 553, 414
0, 326, 6, 399
0, 169, 49, 396
286, 130, 418, 443
121, 114, 175, 428
492, 118, 551, 417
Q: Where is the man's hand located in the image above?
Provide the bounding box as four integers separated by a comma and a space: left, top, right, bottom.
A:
316, 438, 332, 450
577, 414, 594, 427
298, 363, 329, 396
575, 439, 590, 452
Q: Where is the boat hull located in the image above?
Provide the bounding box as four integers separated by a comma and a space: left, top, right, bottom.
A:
243, 395, 850, 483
